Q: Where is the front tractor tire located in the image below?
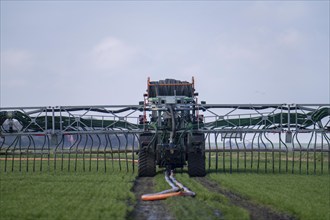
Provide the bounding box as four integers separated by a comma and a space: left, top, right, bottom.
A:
138, 150, 156, 177
187, 152, 206, 177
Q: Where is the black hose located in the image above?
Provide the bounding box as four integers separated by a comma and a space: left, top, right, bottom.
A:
169, 105, 176, 143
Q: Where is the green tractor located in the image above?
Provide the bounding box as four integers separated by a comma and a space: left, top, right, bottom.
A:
138, 78, 206, 177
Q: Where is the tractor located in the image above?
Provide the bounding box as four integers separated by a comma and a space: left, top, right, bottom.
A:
138, 77, 206, 177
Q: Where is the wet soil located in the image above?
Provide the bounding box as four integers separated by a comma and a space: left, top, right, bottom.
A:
195, 177, 296, 220
128, 177, 175, 220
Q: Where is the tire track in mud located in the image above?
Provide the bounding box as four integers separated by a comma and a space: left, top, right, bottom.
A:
195, 177, 295, 220
128, 177, 175, 220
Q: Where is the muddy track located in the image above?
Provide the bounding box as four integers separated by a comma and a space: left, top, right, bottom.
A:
128, 177, 174, 220
195, 177, 295, 220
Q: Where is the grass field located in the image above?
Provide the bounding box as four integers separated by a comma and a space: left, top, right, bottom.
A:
205, 153, 330, 220
1, 158, 329, 220
208, 173, 330, 220
0, 168, 136, 220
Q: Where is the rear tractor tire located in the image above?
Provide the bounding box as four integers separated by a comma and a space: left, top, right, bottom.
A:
187, 152, 206, 177
138, 150, 156, 177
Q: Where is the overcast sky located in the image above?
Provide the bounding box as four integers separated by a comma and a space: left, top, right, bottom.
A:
1, 1, 329, 107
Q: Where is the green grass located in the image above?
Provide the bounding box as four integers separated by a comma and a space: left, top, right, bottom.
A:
1, 153, 329, 220
208, 173, 330, 220
154, 171, 249, 220
0, 167, 136, 220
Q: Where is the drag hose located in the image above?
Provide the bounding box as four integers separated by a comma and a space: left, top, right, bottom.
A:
141, 170, 195, 201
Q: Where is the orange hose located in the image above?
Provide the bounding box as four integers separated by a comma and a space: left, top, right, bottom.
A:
141, 191, 183, 201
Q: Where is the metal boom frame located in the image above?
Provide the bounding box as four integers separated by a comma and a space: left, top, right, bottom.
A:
1, 104, 329, 174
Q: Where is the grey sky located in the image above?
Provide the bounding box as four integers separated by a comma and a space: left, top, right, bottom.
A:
1, 1, 329, 107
